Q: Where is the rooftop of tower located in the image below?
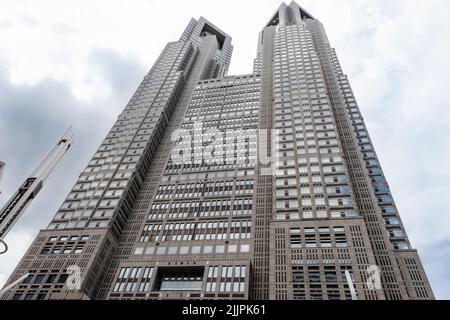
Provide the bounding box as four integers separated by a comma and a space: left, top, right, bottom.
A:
266, 1, 315, 27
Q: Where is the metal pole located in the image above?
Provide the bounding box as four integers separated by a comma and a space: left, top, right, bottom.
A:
0, 273, 30, 299
345, 270, 359, 300
0, 161, 5, 195
0, 127, 73, 253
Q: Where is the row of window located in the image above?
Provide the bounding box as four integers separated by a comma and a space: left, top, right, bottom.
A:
276, 197, 353, 210
161, 169, 256, 182
41, 244, 84, 255
155, 180, 254, 199
133, 243, 251, 256
113, 267, 154, 293
275, 209, 356, 221
147, 198, 253, 221
140, 219, 251, 242
205, 265, 246, 293
290, 227, 348, 248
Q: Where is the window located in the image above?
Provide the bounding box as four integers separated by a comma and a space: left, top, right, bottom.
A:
74, 245, 84, 254
155, 267, 204, 292
24, 293, 34, 300
58, 274, 68, 284
382, 207, 395, 214
335, 234, 348, 248
293, 272, 304, 283
156, 247, 166, 255
46, 274, 57, 284
305, 235, 316, 248
385, 217, 399, 225
303, 212, 313, 219
290, 232, 302, 248
52, 247, 61, 254
63, 246, 72, 254
35, 275, 45, 284
320, 235, 332, 248
203, 246, 213, 254
22, 275, 33, 284
145, 247, 155, 255
168, 246, 177, 254
308, 271, 321, 283
315, 198, 326, 206
389, 229, 404, 238
13, 293, 22, 300
325, 272, 337, 282
36, 293, 47, 300
393, 242, 409, 250
240, 244, 250, 252
216, 245, 225, 254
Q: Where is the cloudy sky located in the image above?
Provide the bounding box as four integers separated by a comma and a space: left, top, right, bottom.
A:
1, 0, 449, 299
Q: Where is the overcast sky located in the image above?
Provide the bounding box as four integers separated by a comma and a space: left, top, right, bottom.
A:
1, 0, 449, 299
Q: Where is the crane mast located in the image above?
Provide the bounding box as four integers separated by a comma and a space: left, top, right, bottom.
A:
0, 127, 73, 254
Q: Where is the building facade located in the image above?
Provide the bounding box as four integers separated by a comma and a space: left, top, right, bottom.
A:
2, 2, 433, 300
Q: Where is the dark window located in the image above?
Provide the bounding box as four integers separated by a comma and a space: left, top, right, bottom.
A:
293, 272, 304, 283
22, 275, 33, 284
13, 293, 22, 300
58, 274, 68, 284
308, 271, 321, 283
36, 293, 47, 300
46, 274, 57, 284
24, 293, 34, 300
154, 267, 204, 292
35, 275, 45, 284
325, 272, 337, 283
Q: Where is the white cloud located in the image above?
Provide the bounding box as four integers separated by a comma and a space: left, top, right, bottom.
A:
1, 0, 449, 299
0, 0, 279, 99
0, 229, 34, 287
348, 0, 450, 249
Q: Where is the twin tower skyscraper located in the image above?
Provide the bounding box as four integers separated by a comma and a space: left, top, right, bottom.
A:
3, 2, 434, 300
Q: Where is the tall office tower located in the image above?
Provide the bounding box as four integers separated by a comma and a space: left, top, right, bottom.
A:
3, 2, 433, 300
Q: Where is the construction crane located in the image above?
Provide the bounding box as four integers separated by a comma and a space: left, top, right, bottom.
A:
0, 127, 73, 254
0, 161, 5, 193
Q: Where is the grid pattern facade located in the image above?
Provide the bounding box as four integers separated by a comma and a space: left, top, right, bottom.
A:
2, 1, 433, 300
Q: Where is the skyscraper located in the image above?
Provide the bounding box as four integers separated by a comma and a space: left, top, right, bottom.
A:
2, 2, 433, 300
